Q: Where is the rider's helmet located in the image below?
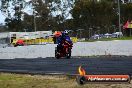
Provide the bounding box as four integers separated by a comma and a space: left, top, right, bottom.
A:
63, 30, 69, 36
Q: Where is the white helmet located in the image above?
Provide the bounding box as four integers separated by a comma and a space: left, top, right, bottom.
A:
63, 30, 69, 35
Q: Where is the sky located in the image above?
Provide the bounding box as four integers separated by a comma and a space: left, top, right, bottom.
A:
0, 12, 5, 24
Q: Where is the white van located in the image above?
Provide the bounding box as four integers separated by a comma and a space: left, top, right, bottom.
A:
112, 32, 123, 38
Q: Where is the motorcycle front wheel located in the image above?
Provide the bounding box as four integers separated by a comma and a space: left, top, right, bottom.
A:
66, 48, 71, 59
55, 47, 60, 59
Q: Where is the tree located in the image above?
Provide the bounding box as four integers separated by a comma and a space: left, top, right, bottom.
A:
71, 0, 118, 37
27, 0, 50, 31
46, 0, 74, 30
0, 0, 75, 31
0, 0, 30, 31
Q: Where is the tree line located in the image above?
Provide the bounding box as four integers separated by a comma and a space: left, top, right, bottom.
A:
0, 0, 132, 37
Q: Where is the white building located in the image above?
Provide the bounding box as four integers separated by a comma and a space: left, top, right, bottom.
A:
9, 31, 53, 43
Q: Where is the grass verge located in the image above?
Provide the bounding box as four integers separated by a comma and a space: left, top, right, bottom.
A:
0, 73, 132, 88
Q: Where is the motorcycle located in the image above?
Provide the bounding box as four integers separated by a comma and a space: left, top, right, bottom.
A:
55, 40, 73, 59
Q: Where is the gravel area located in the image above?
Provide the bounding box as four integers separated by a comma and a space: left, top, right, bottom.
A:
0, 40, 132, 59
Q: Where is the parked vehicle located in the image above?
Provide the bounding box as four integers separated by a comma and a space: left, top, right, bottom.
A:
113, 32, 123, 38
104, 33, 112, 38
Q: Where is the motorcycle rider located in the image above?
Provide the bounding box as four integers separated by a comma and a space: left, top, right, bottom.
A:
57, 30, 73, 52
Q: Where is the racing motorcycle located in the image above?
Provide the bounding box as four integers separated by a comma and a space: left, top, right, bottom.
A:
55, 40, 73, 59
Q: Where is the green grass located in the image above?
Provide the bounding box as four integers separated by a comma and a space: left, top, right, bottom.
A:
0, 73, 131, 88
85, 36, 132, 42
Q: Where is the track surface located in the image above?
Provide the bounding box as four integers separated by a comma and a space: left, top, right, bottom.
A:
0, 57, 132, 75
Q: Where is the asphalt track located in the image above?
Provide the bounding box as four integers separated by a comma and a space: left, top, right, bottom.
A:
0, 56, 132, 75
